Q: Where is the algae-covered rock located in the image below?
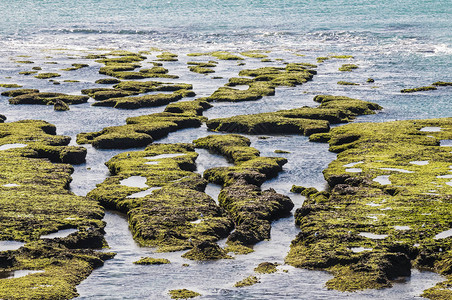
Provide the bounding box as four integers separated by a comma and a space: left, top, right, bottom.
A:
401, 86, 437, 93
77, 112, 202, 149
182, 241, 232, 260
0, 120, 111, 299
194, 135, 294, 247
0, 83, 22, 88
234, 275, 259, 287
206, 95, 381, 136
88, 143, 234, 252
338, 64, 358, 71
91, 90, 195, 109
133, 257, 171, 265
254, 262, 279, 274
95, 78, 121, 84
169, 289, 201, 299
54, 99, 70, 111
8, 92, 88, 105
34, 72, 61, 79
1, 89, 39, 97
286, 117, 452, 295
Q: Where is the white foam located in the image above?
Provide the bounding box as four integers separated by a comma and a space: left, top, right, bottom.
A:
0, 270, 44, 279
437, 175, 452, 179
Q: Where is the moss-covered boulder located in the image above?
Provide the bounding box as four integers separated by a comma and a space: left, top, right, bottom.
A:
286, 118, 452, 296
169, 289, 200, 299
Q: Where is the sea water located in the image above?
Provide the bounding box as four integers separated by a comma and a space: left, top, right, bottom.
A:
0, 0, 450, 299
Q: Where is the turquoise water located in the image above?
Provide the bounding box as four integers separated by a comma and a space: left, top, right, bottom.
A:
0, 1, 451, 299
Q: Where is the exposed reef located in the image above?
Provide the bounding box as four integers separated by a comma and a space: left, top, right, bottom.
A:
0, 120, 111, 299
5, 90, 88, 106
88, 143, 233, 252
206, 95, 381, 135
286, 118, 452, 298
194, 135, 294, 249
77, 112, 202, 149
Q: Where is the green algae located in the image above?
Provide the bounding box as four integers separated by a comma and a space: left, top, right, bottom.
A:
8, 92, 88, 106
0, 84, 22, 88
133, 257, 171, 265
87, 143, 233, 252
188, 51, 243, 60
1, 89, 39, 97
337, 81, 359, 86
0, 120, 111, 299
164, 99, 212, 116
15, 61, 34, 64
169, 289, 201, 299
61, 63, 89, 71
205, 63, 315, 103
19, 71, 38, 75
254, 262, 278, 274
240, 51, 269, 59
285, 117, 452, 296
206, 95, 381, 136
34, 73, 61, 79
234, 275, 259, 287
367, 78, 375, 83
338, 64, 359, 72
95, 78, 121, 84
156, 51, 178, 61
194, 135, 294, 247
401, 86, 437, 93
432, 81, 452, 86
77, 112, 202, 149
32, 67, 42, 70
54, 100, 70, 111
91, 90, 195, 109
182, 241, 232, 260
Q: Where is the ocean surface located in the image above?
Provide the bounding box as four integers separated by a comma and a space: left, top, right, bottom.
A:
0, 0, 451, 299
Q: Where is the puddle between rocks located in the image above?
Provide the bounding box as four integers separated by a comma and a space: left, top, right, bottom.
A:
126, 187, 161, 198
420, 127, 441, 132
410, 161, 429, 166
373, 175, 391, 185
120, 176, 148, 188
0, 270, 44, 279
0, 143, 27, 151
359, 232, 389, 239
0, 240, 25, 251
41, 228, 78, 239
434, 229, 452, 240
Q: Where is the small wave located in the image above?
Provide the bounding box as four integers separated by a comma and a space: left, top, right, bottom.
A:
434, 44, 452, 55
44, 28, 161, 35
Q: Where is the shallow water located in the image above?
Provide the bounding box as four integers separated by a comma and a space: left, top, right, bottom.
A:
0, 240, 25, 251
40, 228, 78, 239
0, 0, 451, 298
